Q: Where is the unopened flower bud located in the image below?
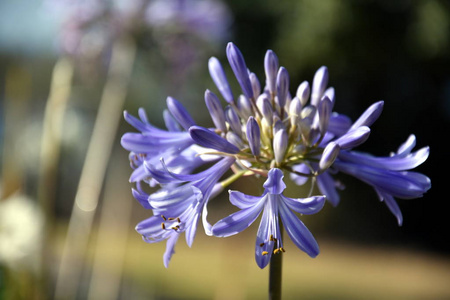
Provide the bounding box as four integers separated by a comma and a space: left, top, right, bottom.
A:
264, 50, 279, 95
273, 129, 288, 165
276, 67, 289, 109
311, 66, 328, 106
246, 117, 261, 156
319, 142, 340, 170
208, 57, 234, 103
225, 106, 242, 136
227, 42, 253, 99
205, 90, 227, 132
296, 81, 310, 106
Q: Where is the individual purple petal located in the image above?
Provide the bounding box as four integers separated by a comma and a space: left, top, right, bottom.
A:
129, 164, 147, 183
138, 107, 149, 123
264, 49, 279, 95
281, 195, 325, 215
338, 146, 430, 171
334, 126, 370, 149
208, 57, 234, 103
334, 161, 431, 199
132, 187, 152, 209
276, 67, 289, 109
166, 96, 196, 130
290, 163, 311, 186
121, 132, 193, 153
310, 66, 328, 106
246, 117, 261, 156
202, 183, 224, 236
124, 110, 151, 132
163, 234, 180, 268
376, 189, 403, 226
255, 201, 276, 269
205, 90, 227, 132
350, 101, 384, 130
226, 42, 253, 99
316, 172, 341, 206
328, 113, 352, 136
278, 201, 320, 258
149, 156, 235, 186
184, 203, 201, 247
189, 126, 239, 154
263, 168, 286, 194
148, 184, 194, 210
163, 109, 182, 132
396, 134, 416, 157
211, 201, 264, 237
229, 190, 263, 209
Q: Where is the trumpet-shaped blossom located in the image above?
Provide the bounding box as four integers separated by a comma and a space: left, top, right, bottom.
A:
212, 169, 325, 268
121, 42, 430, 267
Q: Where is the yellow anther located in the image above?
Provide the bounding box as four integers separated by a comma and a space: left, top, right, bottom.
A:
177, 217, 181, 223
168, 217, 175, 221
269, 234, 274, 241
273, 249, 280, 254
262, 251, 269, 256
259, 242, 265, 247
161, 215, 167, 221
161, 223, 166, 230
281, 247, 286, 252
171, 225, 180, 231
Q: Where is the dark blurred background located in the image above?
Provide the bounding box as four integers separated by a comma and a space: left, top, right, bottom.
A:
0, 0, 449, 299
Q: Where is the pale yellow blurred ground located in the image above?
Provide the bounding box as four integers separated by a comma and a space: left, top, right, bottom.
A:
74, 224, 450, 300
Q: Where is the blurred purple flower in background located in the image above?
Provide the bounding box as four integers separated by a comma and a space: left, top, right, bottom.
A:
45, 0, 232, 81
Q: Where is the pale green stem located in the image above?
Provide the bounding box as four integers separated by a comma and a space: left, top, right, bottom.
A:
219, 169, 247, 188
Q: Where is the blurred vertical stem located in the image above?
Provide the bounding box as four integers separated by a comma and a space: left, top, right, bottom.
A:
37, 57, 74, 299
54, 36, 136, 300
2, 65, 31, 199
269, 223, 283, 300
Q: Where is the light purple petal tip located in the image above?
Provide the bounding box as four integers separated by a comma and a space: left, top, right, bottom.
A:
166, 97, 196, 131
208, 57, 234, 103
334, 126, 371, 149
311, 66, 329, 106
350, 101, 384, 130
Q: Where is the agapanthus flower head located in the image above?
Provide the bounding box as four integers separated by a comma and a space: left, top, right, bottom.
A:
121, 42, 430, 267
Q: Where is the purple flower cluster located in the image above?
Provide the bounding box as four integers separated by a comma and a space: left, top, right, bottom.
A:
121, 43, 430, 268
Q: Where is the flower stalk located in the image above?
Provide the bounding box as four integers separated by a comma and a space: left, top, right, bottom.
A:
269, 223, 283, 300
